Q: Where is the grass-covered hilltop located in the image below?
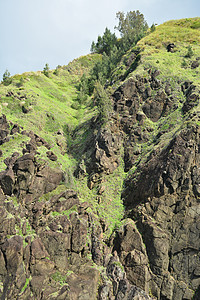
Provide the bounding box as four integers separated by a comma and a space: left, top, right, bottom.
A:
0, 14, 200, 300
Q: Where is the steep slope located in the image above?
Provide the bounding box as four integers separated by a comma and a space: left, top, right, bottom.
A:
108, 17, 200, 300
0, 54, 129, 299
0, 17, 200, 300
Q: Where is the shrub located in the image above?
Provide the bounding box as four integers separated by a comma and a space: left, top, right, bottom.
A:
191, 20, 200, 29
76, 88, 88, 105
185, 46, 194, 58
181, 59, 188, 68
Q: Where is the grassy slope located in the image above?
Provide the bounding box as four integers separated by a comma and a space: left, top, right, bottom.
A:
113, 18, 200, 84
114, 18, 200, 172
0, 52, 125, 238
0, 54, 100, 170
138, 19, 200, 133
138, 18, 200, 84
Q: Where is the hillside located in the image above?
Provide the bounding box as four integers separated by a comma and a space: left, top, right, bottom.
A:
0, 17, 200, 300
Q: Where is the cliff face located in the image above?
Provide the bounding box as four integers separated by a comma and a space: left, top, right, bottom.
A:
0, 18, 200, 300
112, 75, 200, 299
0, 114, 152, 300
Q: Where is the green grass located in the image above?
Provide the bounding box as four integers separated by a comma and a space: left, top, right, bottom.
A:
51, 271, 69, 287
20, 277, 32, 294
74, 158, 126, 238
139, 18, 200, 49
0, 134, 30, 169
135, 18, 200, 86
0, 54, 101, 180
111, 18, 200, 88
51, 204, 78, 218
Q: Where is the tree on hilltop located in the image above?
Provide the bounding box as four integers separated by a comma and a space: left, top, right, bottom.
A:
91, 27, 118, 56
43, 63, 50, 77
88, 10, 148, 91
2, 69, 12, 86
115, 10, 148, 51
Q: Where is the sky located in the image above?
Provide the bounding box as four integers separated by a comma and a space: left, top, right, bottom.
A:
0, 0, 199, 79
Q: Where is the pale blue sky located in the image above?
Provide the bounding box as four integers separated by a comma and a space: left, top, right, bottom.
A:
0, 0, 199, 79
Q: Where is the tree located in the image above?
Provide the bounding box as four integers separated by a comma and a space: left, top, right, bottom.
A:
53, 65, 62, 76
91, 27, 118, 56
150, 23, 156, 32
76, 74, 90, 105
2, 69, 12, 86
43, 63, 50, 77
115, 10, 148, 51
89, 44, 122, 89
94, 81, 112, 125
88, 11, 148, 94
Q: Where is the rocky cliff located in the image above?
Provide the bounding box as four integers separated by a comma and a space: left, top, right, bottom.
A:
0, 18, 200, 300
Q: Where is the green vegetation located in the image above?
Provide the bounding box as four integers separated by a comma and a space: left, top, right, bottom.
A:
93, 81, 111, 125
75, 157, 125, 238
115, 10, 148, 52
150, 23, 156, 32
17, 76, 25, 87
0, 134, 30, 170
0, 54, 101, 174
89, 10, 148, 86
2, 70, 12, 86
91, 27, 118, 56
51, 204, 78, 218
20, 277, 31, 294
51, 271, 69, 287
43, 63, 50, 77
185, 45, 194, 58
38, 184, 68, 202
120, 18, 200, 87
